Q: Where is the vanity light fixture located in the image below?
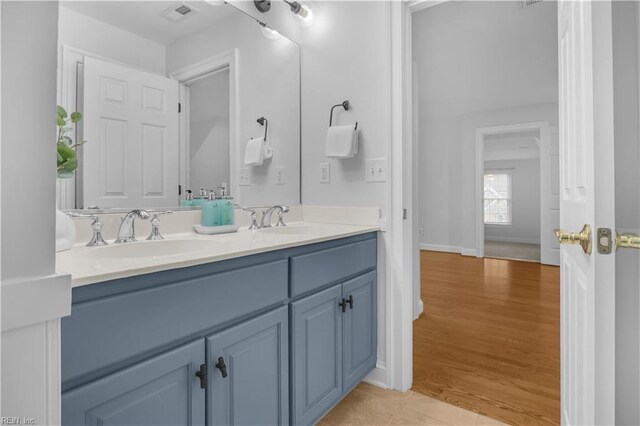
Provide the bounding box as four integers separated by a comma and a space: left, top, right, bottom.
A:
254, 0, 271, 13
258, 20, 281, 40
282, 0, 313, 25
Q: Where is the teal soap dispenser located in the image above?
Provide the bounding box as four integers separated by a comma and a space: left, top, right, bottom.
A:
180, 190, 195, 207
201, 191, 222, 226
218, 184, 235, 225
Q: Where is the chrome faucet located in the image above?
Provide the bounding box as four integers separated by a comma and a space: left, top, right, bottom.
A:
260, 206, 290, 228
115, 209, 150, 244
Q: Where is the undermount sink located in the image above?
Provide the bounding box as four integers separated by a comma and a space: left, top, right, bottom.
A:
83, 239, 221, 259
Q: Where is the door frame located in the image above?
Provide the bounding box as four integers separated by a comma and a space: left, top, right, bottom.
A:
170, 49, 239, 202
474, 121, 549, 258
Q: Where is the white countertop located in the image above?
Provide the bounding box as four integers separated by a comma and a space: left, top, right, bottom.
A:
56, 222, 379, 287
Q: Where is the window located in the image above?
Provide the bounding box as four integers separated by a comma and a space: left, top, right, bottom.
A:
484, 171, 512, 225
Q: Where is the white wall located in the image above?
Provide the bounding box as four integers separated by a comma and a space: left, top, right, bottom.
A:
612, 2, 640, 423
2, 2, 58, 283
189, 69, 231, 191
419, 103, 557, 253
230, 0, 393, 386
166, 10, 301, 206
58, 6, 166, 75
484, 159, 540, 245
1, 3, 69, 424
413, 1, 558, 255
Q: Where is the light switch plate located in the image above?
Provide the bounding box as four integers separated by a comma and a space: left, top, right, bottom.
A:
320, 163, 330, 184
276, 166, 285, 185
239, 168, 251, 186
366, 158, 387, 182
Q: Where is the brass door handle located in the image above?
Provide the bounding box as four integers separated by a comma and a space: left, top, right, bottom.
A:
616, 232, 640, 250
554, 224, 592, 255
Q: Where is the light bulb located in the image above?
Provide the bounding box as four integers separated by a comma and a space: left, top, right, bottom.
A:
296, 4, 313, 25
260, 23, 281, 40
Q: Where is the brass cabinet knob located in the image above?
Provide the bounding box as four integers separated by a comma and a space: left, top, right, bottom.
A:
554, 224, 592, 255
616, 232, 640, 250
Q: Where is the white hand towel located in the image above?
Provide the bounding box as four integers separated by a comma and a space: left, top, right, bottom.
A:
245, 137, 265, 166
326, 125, 358, 158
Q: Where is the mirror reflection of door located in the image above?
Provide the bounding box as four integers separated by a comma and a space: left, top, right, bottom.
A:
184, 68, 231, 195
82, 56, 180, 209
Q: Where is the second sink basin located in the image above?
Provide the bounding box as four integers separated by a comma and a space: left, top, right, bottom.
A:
84, 239, 222, 259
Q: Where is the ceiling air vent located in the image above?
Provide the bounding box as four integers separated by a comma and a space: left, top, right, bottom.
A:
520, 0, 543, 8
160, 2, 199, 23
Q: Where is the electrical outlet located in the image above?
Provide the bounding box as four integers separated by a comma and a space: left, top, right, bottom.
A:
366, 158, 387, 182
238, 168, 251, 186
320, 163, 330, 184
276, 166, 285, 185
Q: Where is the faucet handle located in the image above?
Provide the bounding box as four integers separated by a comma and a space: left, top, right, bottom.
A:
242, 207, 260, 230
275, 206, 289, 227
146, 211, 172, 241
68, 213, 108, 246
87, 216, 108, 246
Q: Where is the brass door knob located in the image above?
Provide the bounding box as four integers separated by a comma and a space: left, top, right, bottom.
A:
554, 224, 592, 255
616, 232, 640, 250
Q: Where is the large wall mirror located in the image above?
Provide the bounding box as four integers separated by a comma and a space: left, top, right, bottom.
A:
57, 0, 301, 211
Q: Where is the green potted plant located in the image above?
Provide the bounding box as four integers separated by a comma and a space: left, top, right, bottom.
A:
56, 106, 84, 252
57, 106, 83, 178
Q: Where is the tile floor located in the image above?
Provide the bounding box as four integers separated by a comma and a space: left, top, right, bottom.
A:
319, 383, 508, 426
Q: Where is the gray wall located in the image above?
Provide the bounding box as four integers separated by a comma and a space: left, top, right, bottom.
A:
613, 2, 640, 424
484, 159, 540, 245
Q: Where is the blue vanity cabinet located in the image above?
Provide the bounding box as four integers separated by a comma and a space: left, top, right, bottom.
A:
342, 271, 377, 393
62, 339, 205, 426
61, 232, 378, 426
206, 306, 289, 426
291, 284, 344, 426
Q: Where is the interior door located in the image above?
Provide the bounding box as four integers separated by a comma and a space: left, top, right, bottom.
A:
558, 1, 616, 424
83, 57, 179, 208
540, 126, 561, 266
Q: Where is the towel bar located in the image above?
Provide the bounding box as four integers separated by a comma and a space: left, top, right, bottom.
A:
329, 101, 358, 130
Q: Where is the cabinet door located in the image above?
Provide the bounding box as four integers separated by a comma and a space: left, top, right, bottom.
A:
206, 306, 289, 426
291, 284, 343, 426
62, 340, 205, 426
342, 271, 377, 392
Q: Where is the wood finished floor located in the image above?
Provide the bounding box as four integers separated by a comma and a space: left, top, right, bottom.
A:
413, 251, 560, 425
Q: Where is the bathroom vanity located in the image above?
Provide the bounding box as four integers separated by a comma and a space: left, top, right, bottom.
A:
59, 226, 378, 426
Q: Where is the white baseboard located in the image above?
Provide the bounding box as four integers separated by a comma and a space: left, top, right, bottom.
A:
364, 364, 388, 389
420, 243, 477, 258
413, 299, 424, 320
419, 243, 461, 253
485, 236, 540, 245
461, 249, 477, 257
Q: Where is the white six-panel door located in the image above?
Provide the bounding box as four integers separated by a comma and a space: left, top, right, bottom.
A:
558, 1, 616, 424
82, 57, 179, 208
540, 126, 561, 266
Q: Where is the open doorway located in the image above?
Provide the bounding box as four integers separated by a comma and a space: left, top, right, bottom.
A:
476, 122, 560, 265
411, 1, 561, 424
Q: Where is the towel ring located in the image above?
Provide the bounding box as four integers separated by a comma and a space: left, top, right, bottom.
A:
329, 101, 358, 130
257, 116, 268, 141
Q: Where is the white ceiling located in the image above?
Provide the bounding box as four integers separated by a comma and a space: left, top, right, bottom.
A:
412, 1, 558, 118
60, 1, 239, 45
